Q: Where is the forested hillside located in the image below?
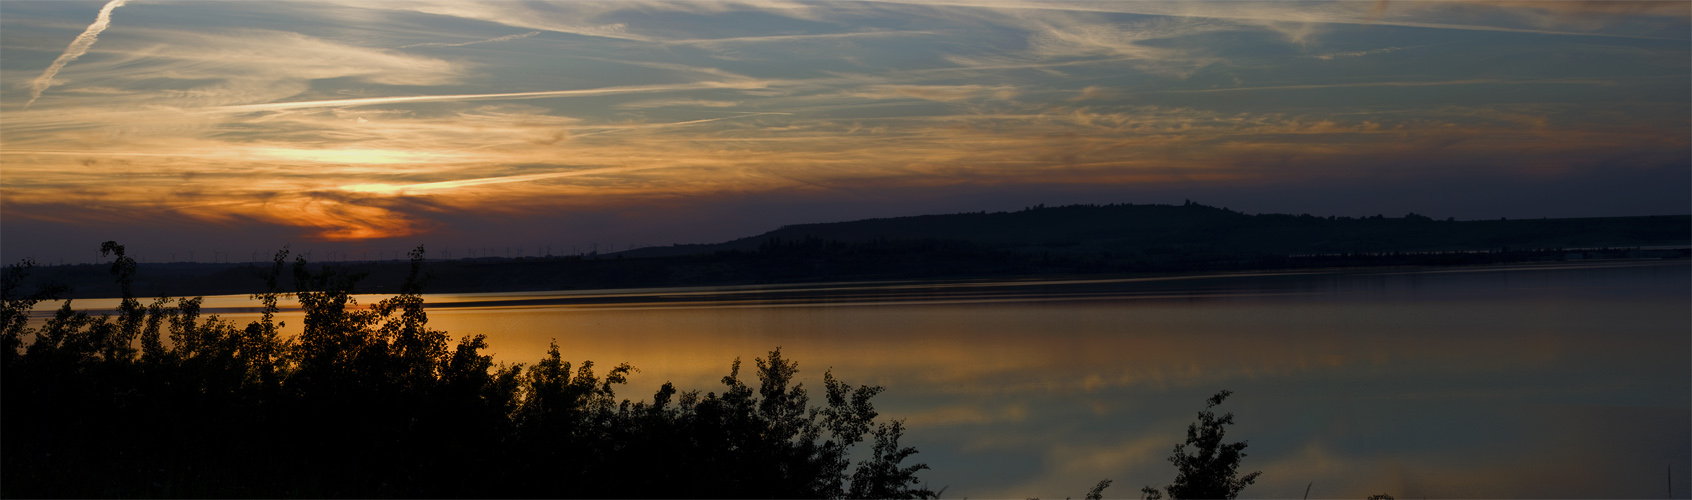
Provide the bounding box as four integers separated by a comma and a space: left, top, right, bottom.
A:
18, 203, 1689, 299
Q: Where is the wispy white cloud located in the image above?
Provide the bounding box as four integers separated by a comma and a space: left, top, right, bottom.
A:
339, 166, 673, 195
581, 58, 760, 82
846, 84, 1018, 102
866, 0, 1690, 40
1312, 45, 1416, 60
376, 1, 659, 42
663, 30, 940, 47
614, 98, 743, 109
569, 112, 793, 138
23, 28, 467, 110
1147, 78, 1618, 94
399, 31, 541, 49
366, 0, 846, 42
1019, 16, 1227, 77
204, 81, 771, 112
874, 6, 1238, 80
25, 0, 128, 108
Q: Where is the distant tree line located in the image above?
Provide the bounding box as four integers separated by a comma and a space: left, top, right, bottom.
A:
24, 238, 1686, 301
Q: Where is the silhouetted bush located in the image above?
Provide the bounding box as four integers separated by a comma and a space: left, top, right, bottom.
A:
1084, 391, 1260, 500
1140, 390, 1260, 500
2, 243, 933, 498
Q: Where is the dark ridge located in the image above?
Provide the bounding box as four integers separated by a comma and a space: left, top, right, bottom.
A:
625, 202, 1691, 257
20, 202, 1691, 299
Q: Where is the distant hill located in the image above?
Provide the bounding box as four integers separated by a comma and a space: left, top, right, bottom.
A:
18, 202, 1691, 299
622, 202, 1691, 258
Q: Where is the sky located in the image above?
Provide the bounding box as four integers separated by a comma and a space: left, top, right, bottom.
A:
2, 0, 1688, 264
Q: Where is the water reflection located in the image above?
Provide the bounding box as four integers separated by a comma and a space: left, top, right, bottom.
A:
28, 260, 1691, 498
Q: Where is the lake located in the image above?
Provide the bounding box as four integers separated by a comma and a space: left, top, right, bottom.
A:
33, 260, 1691, 498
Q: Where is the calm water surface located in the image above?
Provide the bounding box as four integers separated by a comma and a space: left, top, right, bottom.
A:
37, 260, 1691, 498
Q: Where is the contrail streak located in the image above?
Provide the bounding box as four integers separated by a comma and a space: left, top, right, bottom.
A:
26, 0, 128, 108
400, 31, 541, 49
338, 165, 672, 194
1147, 78, 1615, 94
569, 112, 792, 138
208, 81, 767, 112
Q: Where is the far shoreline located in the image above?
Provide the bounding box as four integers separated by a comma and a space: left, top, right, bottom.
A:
27, 256, 1689, 317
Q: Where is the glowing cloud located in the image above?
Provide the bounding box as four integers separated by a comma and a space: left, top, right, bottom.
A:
337, 166, 669, 195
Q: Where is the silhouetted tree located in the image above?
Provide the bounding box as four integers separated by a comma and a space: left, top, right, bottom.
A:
1084, 479, 1114, 500
1142, 390, 1261, 500
1, 259, 67, 367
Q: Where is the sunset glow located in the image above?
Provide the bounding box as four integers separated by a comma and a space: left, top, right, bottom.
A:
3, 1, 1687, 261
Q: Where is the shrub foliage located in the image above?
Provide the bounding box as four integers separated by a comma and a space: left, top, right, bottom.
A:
1, 243, 933, 498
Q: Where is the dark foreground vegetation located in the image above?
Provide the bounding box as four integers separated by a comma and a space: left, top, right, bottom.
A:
2, 244, 937, 498
22, 203, 1690, 299
3, 242, 1282, 499
14, 242, 1461, 499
